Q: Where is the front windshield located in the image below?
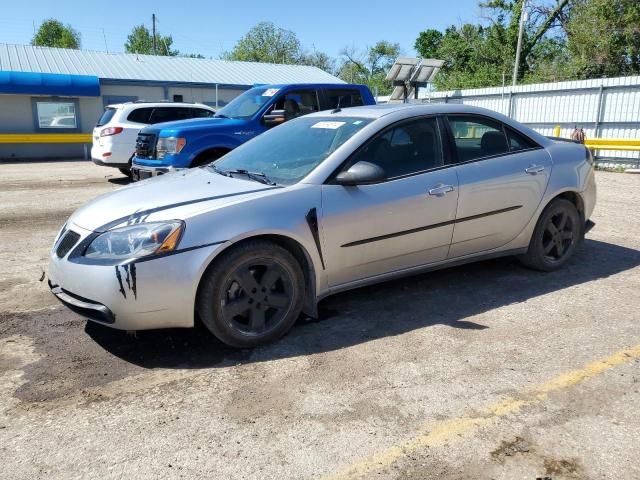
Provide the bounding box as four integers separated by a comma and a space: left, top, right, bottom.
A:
213, 117, 372, 186
215, 86, 280, 119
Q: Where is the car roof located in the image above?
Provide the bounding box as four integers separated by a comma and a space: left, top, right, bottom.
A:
305, 103, 551, 145
106, 102, 214, 110
307, 103, 502, 119
252, 83, 368, 90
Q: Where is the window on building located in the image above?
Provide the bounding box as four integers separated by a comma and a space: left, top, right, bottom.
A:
35, 101, 78, 129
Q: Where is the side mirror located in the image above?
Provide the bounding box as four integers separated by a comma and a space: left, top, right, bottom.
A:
335, 161, 385, 186
263, 109, 286, 126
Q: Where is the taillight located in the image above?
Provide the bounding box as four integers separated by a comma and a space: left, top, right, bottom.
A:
100, 127, 123, 137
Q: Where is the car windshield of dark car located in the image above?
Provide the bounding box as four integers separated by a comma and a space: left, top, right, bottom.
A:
214, 87, 279, 119
213, 117, 372, 186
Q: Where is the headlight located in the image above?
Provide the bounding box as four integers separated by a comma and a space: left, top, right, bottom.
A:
156, 137, 186, 159
84, 221, 184, 261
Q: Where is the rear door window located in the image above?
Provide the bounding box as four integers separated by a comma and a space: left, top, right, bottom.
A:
149, 107, 190, 124
321, 89, 365, 110
506, 128, 539, 151
127, 108, 153, 124
447, 116, 509, 163
96, 108, 117, 126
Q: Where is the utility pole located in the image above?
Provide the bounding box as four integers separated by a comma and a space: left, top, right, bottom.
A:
152, 14, 157, 55
512, 0, 527, 86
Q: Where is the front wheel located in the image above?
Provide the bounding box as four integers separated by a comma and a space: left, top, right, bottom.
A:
196, 240, 305, 348
519, 198, 583, 272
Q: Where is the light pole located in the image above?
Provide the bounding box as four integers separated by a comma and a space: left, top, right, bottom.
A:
512, 0, 527, 86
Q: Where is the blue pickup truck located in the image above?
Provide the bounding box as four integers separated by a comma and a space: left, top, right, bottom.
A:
131, 83, 376, 180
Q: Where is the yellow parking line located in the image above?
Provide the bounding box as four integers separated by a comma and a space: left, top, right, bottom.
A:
324, 344, 640, 480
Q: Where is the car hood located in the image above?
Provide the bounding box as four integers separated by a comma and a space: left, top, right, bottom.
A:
69, 168, 278, 232
142, 117, 248, 135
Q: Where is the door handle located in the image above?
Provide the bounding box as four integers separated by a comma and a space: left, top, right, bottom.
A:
428, 184, 455, 197
525, 164, 545, 175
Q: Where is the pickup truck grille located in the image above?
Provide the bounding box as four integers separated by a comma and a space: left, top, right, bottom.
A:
135, 133, 157, 159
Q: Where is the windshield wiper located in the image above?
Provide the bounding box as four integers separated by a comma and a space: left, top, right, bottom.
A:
220, 169, 277, 186
209, 165, 231, 176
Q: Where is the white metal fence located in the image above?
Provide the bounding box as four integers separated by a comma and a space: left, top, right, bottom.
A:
418, 75, 640, 166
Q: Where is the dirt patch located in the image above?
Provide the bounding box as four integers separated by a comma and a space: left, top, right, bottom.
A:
491, 436, 532, 461
543, 456, 584, 478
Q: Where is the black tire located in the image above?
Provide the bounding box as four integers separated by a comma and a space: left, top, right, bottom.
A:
118, 167, 132, 178
519, 198, 583, 272
190, 149, 229, 168
196, 240, 305, 348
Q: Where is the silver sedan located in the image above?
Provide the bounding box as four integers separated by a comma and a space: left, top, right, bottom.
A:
48, 104, 596, 347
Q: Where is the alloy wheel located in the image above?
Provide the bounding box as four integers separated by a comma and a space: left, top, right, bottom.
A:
221, 260, 293, 336
542, 209, 575, 262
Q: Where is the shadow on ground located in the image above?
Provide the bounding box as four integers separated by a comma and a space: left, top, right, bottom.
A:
107, 176, 132, 186
5, 239, 639, 402
86, 239, 640, 368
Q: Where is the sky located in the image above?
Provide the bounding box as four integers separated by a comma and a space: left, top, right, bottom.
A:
0, 0, 482, 60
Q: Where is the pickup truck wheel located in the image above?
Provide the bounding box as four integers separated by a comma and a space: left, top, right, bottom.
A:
197, 240, 305, 348
191, 149, 230, 168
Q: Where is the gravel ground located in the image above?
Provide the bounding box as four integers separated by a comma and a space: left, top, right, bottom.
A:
1, 161, 639, 479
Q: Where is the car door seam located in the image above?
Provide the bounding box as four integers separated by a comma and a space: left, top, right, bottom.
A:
340, 205, 522, 248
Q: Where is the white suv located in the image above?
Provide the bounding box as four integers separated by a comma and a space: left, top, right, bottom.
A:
91, 102, 216, 176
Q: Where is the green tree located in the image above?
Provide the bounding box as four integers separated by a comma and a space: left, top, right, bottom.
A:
31, 19, 80, 49
124, 25, 178, 56
223, 22, 302, 64
414, 29, 443, 59
338, 41, 401, 94
565, 0, 640, 77
414, 0, 571, 89
299, 50, 335, 74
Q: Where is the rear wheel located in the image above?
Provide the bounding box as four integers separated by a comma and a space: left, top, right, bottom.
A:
197, 240, 305, 348
519, 198, 583, 271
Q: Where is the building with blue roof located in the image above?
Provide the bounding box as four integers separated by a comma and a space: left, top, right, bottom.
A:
0, 43, 343, 159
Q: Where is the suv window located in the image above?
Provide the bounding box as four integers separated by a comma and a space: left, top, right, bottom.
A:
273, 90, 319, 120
447, 116, 509, 162
97, 108, 117, 126
149, 107, 193, 124
190, 108, 214, 118
347, 117, 443, 179
322, 89, 364, 110
127, 108, 153, 124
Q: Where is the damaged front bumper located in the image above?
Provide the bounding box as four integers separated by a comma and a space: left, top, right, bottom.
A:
48, 223, 225, 330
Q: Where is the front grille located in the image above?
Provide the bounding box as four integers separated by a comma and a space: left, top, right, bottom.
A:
56, 230, 81, 258
135, 132, 157, 159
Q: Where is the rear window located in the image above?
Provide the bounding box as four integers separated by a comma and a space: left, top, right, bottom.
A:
96, 108, 116, 127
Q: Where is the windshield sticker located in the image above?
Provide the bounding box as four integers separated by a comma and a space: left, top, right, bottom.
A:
353, 120, 363, 125
262, 88, 280, 97
311, 121, 346, 129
